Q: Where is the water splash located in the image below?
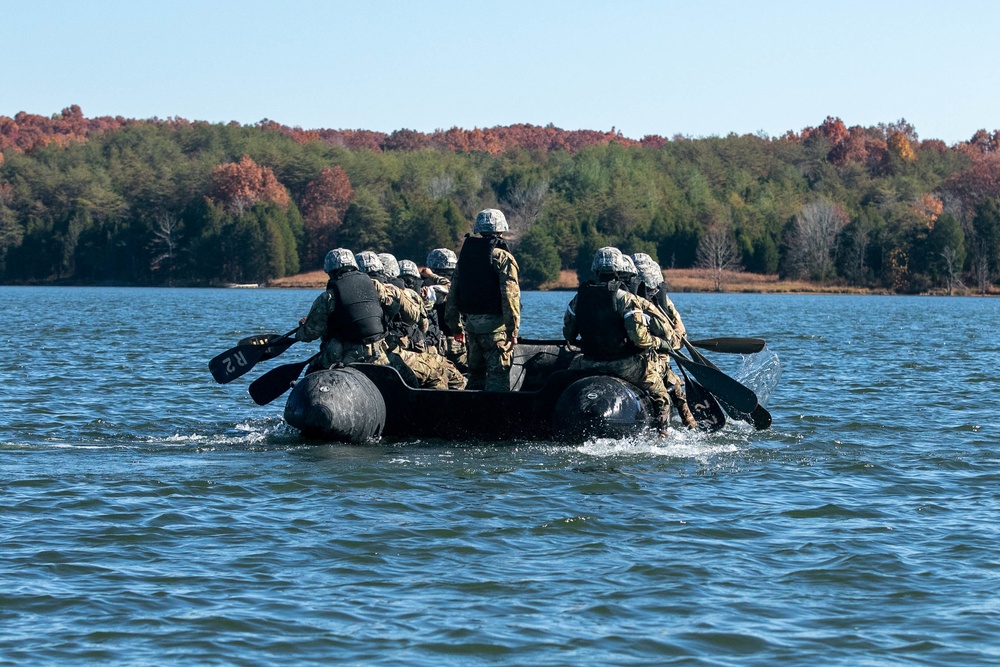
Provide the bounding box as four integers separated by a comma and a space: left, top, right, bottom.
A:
736, 348, 781, 407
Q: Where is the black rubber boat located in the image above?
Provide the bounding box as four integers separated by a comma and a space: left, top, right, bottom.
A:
282, 341, 657, 443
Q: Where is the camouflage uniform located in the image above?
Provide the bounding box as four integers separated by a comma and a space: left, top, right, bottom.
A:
296, 279, 412, 371
445, 245, 521, 392
378, 281, 453, 390
563, 286, 677, 426
422, 270, 467, 372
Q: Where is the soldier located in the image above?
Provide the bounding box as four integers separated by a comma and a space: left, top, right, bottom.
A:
355, 251, 449, 390
377, 252, 407, 291
295, 249, 398, 372
421, 247, 466, 371
400, 259, 466, 390
632, 252, 698, 429
563, 247, 680, 435
445, 209, 520, 392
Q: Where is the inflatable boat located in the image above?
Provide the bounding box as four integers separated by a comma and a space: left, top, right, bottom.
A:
282, 341, 659, 443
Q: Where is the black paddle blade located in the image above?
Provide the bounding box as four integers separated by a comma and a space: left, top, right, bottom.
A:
688, 337, 766, 354
683, 340, 771, 430
209, 343, 271, 384
683, 376, 727, 432
248, 358, 312, 406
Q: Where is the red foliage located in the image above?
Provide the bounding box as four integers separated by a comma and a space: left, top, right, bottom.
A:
211, 154, 290, 214
300, 166, 354, 264
941, 154, 1000, 215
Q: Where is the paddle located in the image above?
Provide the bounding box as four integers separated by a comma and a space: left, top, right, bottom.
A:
676, 365, 727, 432
662, 348, 759, 414
683, 339, 771, 431
519, 337, 764, 354
247, 354, 317, 406
208, 328, 298, 384
686, 337, 766, 354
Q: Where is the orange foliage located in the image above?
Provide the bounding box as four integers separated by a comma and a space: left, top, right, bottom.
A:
913, 194, 943, 229
888, 131, 915, 161
210, 154, 290, 214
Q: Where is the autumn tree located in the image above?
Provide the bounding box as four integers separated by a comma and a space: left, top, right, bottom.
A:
299, 166, 354, 267
211, 154, 290, 216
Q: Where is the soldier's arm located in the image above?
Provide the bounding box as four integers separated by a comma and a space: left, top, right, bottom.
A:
395, 285, 422, 325
493, 248, 521, 338
296, 293, 331, 342
621, 292, 671, 352
641, 295, 683, 350
662, 295, 687, 338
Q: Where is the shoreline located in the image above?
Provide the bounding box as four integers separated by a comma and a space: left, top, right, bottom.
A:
1, 269, 994, 296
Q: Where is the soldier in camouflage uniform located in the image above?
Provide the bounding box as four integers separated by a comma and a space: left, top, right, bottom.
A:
445, 209, 521, 392
632, 252, 698, 429
399, 259, 466, 390
355, 251, 450, 390
562, 247, 681, 434
420, 247, 466, 372
296, 248, 403, 372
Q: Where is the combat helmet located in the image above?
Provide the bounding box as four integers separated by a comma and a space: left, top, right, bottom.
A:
378, 253, 401, 279
631, 253, 664, 290
473, 208, 509, 235
324, 248, 357, 273
591, 246, 623, 277
619, 254, 638, 278
355, 251, 385, 276
398, 259, 421, 279
426, 248, 458, 271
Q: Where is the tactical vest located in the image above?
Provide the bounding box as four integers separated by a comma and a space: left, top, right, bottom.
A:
574, 282, 638, 361
388, 276, 406, 290
456, 235, 508, 315
326, 270, 385, 345
385, 287, 427, 351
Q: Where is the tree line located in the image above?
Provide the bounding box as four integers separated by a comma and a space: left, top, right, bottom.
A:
3, 106, 1000, 293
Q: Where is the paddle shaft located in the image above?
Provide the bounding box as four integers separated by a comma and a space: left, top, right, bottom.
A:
247, 354, 317, 406
683, 339, 771, 430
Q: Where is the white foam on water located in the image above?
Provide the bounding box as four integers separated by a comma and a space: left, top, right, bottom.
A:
576, 427, 742, 461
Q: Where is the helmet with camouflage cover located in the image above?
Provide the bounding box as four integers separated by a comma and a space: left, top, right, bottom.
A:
398, 259, 421, 279
355, 251, 384, 276
619, 254, 637, 278
631, 252, 663, 290
324, 248, 357, 273
473, 208, 509, 234
591, 246, 623, 276
377, 253, 401, 279
426, 247, 458, 270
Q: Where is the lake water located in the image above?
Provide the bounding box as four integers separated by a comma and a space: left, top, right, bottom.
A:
2, 286, 999, 666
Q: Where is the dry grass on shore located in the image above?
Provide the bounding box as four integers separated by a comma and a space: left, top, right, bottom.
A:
265, 268, 991, 296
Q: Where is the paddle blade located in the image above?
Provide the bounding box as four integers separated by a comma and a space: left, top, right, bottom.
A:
688, 337, 766, 354
248, 358, 312, 406
683, 376, 727, 432
209, 343, 269, 384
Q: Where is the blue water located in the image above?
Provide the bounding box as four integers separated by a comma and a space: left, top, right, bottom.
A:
2, 286, 999, 665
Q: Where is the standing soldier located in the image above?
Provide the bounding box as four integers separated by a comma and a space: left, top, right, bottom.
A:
295, 249, 395, 372
445, 209, 520, 392
563, 247, 680, 435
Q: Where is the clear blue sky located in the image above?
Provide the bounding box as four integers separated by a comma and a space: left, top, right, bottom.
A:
3, 0, 998, 144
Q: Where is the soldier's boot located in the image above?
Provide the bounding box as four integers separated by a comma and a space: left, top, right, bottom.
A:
677, 399, 699, 430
